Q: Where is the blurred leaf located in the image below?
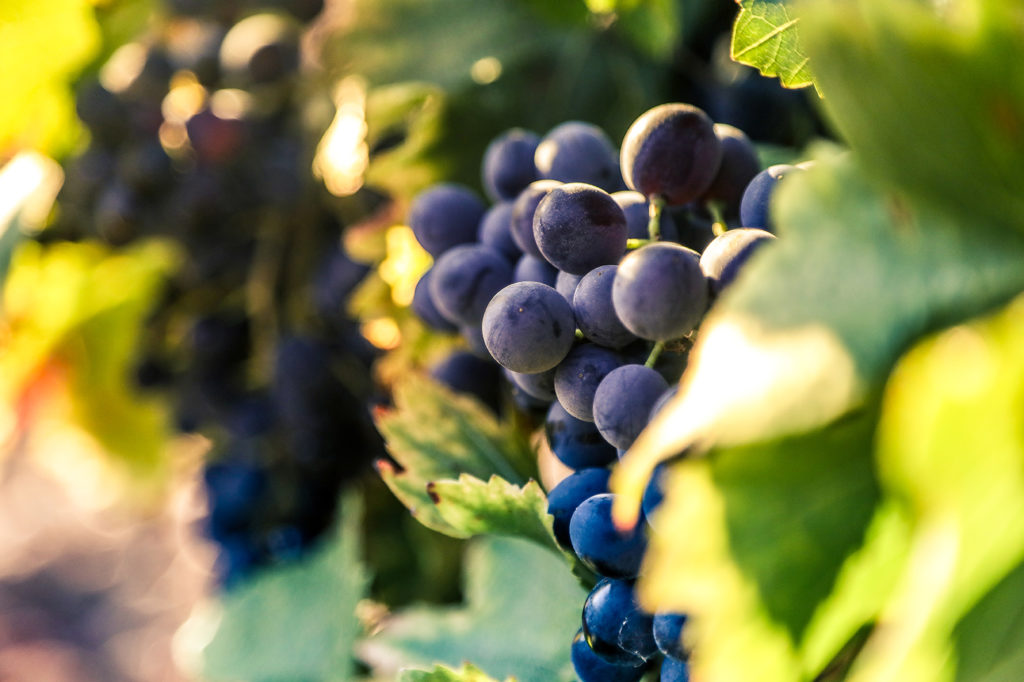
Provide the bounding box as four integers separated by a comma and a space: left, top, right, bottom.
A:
0, 153, 63, 284
0, 0, 98, 157
846, 294, 1024, 681
801, 0, 1024, 239
591, 0, 683, 61
201, 493, 368, 682
0, 239, 178, 497
731, 0, 814, 89
952, 559, 1024, 682
398, 663, 507, 682
357, 536, 584, 682
639, 410, 904, 681
375, 376, 537, 535
614, 149, 1024, 526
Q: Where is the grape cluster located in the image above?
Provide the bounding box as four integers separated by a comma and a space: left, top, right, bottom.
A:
51, 0, 384, 584
408, 103, 794, 680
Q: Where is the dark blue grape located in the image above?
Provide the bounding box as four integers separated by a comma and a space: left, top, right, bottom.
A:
545, 401, 618, 470
460, 323, 491, 359
569, 493, 647, 579
659, 656, 690, 682
546, 467, 611, 548
641, 462, 668, 522
411, 268, 458, 332
513, 253, 558, 286
429, 244, 513, 326
506, 367, 557, 403
699, 227, 775, 296
482, 128, 539, 201
409, 184, 487, 257
612, 190, 678, 242
571, 628, 647, 682
698, 123, 761, 217
573, 265, 637, 350
612, 243, 707, 341
533, 183, 627, 275
653, 613, 689, 660
592, 365, 669, 450
481, 281, 575, 373
620, 103, 722, 206
583, 578, 658, 663
314, 247, 371, 320
738, 164, 799, 232
478, 201, 522, 262
555, 270, 583, 302
510, 179, 561, 257
431, 351, 502, 413
204, 458, 268, 535
554, 344, 622, 422
535, 121, 622, 191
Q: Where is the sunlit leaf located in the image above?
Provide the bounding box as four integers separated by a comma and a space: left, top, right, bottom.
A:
358, 536, 584, 682
398, 662, 508, 682
800, 0, 1024, 239
731, 0, 814, 89
199, 493, 368, 682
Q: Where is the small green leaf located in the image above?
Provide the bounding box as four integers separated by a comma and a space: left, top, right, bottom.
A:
430, 474, 555, 547
614, 149, 1024, 525
358, 536, 585, 682
847, 294, 1024, 681
376, 375, 536, 536
199, 493, 368, 682
398, 662, 508, 682
800, 0, 1024, 237
731, 0, 814, 89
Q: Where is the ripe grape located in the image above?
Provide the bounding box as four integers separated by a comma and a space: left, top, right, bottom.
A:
510, 179, 561, 257
699, 227, 775, 296
569, 493, 647, 579
535, 121, 622, 191
698, 123, 761, 216
429, 244, 513, 326
546, 468, 611, 548
571, 629, 647, 682
592, 365, 669, 450
739, 164, 799, 232
533, 183, 628, 275
572, 265, 638, 349
409, 184, 487, 257
482, 128, 540, 201
583, 578, 658, 663
481, 281, 575, 373
545, 402, 618, 470
554, 344, 623, 422
612, 243, 707, 341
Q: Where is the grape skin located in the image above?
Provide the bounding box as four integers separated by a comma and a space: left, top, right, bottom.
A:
482, 128, 540, 202
510, 179, 562, 257
409, 183, 487, 257
554, 343, 623, 422
699, 227, 775, 297
546, 467, 611, 548
569, 493, 647, 579
612, 190, 678, 242
571, 629, 646, 682
592, 364, 669, 450
533, 183, 628, 275
481, 281, 576, 374
535, 121, 623, 191
545, 401, 618, 470
411, 268, 458, 333
612, 243, 708, 341
620, 103, 722, 206
583, 578, 658, 664
429, 244, 514, 326
513, 253, 558, 287
573, 265, 638, 350
739, 164, 799, 232
478, 201, 522, 262
698, 123, 761, 217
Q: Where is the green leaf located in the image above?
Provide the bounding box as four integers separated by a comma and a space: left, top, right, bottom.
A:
799, 0, 1024, 238
358, 536, 585, 682
639, 410, 906, 681
953, 559, 1024, 682
731, 0, 814, 89
398, 662, 507, 682
429, 474, 555, 547
0, 153, 63, 284
375, 375, 536, 536
1, 238, 178, 498
614, 148, 1024, 525
845, 294, 1024, 681
198, 493, 368, 682
611, 0, 683, 61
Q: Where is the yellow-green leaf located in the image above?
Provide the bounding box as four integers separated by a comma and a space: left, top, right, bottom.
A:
731, 1, 814, 89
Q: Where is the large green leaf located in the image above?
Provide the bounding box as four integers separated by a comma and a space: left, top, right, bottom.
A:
800, 0, 1024, 239
639, 410, 907, 681
614, 149, 1024, 524
846, 294, 1024, 681
952, 559, 1024, 682
357, 536, 585, 682
198, 494, 368, 682
731, 0, 814, 89
429, 474, 555, 547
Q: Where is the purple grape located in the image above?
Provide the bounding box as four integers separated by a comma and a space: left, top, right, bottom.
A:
653, 612, 689, 660
545, 401, 618, 470
409, 183, 487, 257
612, 190, 678, 242
505, 367, 557, 403
573, 265, 638, 349
571, 629, 647, 682
612, 243, 707, 341
533, 183, 628, 275
546, 467, 611, 548
513, 253, 558, 286
481, 281, 576, 373
412, 268, 458, 332
554, 344, 623, 422
620, 103, 722, 206
482, 128, 540, 201
592, 365, 669, 450
429, 244, 513, 326
569, 493, 647, 579
699, 227, 775, 296
510, 179, 561, 257
535, 121, 623, 191
739, 164, 800, 232
478, 201, 522, 261
698, 123, 761, 217
583, 578, 658, 663
555, 270, 584, 301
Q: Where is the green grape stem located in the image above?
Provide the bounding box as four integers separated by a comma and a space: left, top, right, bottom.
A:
647, 195, 665, 241
644, 340, 666, 369
707, 200, 728, 236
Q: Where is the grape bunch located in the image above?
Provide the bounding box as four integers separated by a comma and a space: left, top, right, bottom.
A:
51, 0, 384, 584
407, 103, 797, 680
